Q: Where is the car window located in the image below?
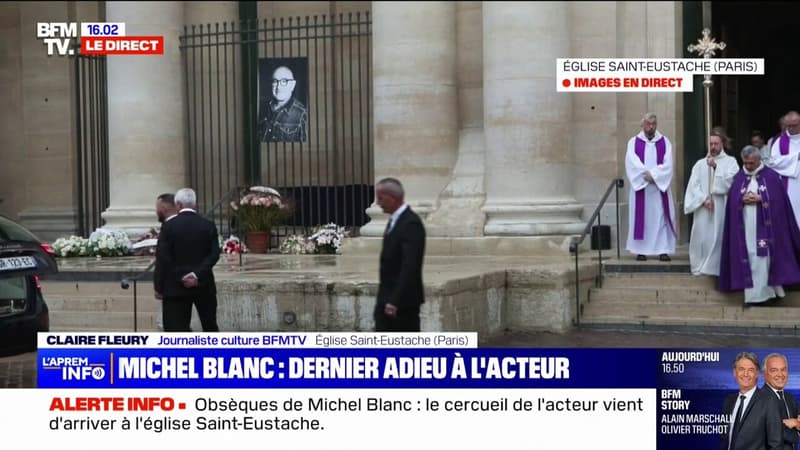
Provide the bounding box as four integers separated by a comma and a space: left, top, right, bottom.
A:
0, 216, 41, 242
0, 275, 29, 317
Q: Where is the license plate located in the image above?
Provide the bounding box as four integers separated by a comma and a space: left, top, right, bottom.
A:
0, 256, 37, 271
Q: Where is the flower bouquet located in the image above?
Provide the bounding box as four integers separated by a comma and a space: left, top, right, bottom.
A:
88, 228, 133, 257
278, 234, 317, 255
51, 236, 92, 257
308, 223, 349, 254
230, 186, 291, 253
221, 235, 248, 255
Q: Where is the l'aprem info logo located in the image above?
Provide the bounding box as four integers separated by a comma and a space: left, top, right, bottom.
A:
36, 22, 164, 56
41, 356, 107, 381
556, 58, 765, 92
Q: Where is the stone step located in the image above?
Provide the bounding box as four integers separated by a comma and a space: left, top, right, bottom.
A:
588, 287, 800, 306
49, 311, 159, 331
579, 315, 800, 333
582, 302, 800, 324
600, 273, 717, 289
45, 296, 161, 313
41, 281, 153, 297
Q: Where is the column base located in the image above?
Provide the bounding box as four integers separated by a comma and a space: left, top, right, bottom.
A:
17, 208, 78, 242
101, 207, 159, 239
359, 202, 435, 237
482, 201, 586, 236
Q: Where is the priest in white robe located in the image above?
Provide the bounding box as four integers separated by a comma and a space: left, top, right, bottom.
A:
625, 113, 677, 261
720, 146, 800, 306
684, 133, 739, 276
767, 110, 800, 227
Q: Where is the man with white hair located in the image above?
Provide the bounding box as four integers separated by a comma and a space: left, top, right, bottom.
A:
155, 188, 221, 331
624, 113, 677, 261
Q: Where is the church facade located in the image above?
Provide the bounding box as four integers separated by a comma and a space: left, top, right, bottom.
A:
0, 1, 693, 250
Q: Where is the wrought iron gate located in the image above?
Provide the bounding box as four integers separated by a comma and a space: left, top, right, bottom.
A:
180, 12, 373, 245
74, 54, 110, 237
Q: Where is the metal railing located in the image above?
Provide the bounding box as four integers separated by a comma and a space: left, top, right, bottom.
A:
180, 12, 374, 247
120, 186, 242, 331
568, 178, 625, 326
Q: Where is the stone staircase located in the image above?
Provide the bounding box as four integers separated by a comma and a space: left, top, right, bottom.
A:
579, 253, 800, 335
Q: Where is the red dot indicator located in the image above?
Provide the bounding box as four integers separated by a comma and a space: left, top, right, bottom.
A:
179, 403, 186, 409
562, 79, 571, 88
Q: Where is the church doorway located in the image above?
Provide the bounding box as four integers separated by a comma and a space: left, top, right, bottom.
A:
711, 1, 800, 155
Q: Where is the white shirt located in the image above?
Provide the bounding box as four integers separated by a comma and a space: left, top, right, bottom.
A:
165, 213, 177, 222
729, 385, 757, 449
179, 208, 197, 214
387, 203, 409, 234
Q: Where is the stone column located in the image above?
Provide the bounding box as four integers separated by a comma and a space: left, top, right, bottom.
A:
101, 1, 186, 237
482, 2, 584, 236
361, 1, 458, 236
424, 1, 486, 237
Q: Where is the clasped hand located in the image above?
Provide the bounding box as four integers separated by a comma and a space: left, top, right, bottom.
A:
743, 192, 762, 205
706, 157, 717, 169
181, 273, 198, 288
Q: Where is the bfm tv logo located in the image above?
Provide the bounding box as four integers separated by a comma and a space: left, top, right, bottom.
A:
42, 356, 107, 381
36, 22, 163, 56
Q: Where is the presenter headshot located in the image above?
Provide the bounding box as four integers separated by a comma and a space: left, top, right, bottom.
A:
761, 353, 800, 449
719, 352, 781, 450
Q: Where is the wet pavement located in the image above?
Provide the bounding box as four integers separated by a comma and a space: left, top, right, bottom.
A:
4, 328, 800, 388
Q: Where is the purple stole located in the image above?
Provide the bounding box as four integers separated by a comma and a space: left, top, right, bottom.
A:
735, 170, 772, 258
779, 132, 791, 190
633, 137, 676, 240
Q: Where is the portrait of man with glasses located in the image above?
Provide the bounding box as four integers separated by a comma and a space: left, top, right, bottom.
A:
257, 58, 308, 143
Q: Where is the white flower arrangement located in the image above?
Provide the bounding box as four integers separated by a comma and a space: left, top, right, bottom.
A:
279, 234, 317, 255
88, 228, 133, 257
51, 236, 92, 257
308, 223, 349, 254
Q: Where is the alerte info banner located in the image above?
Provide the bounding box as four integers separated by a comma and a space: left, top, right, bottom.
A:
0, 333, 797, 450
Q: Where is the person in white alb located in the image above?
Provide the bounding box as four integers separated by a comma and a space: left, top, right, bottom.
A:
625, 113, 677, 261
684, 132, 739, 276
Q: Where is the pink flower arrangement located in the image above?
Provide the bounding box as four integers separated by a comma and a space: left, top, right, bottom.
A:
230, 186, 292, 232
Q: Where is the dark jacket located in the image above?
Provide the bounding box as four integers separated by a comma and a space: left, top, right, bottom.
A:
258, 97, 308, 143
155, 210, 220, 298
719, 386, 782, 450
377, 207, 426, 309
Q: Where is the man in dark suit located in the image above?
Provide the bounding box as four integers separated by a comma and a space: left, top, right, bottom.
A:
374, 177, 426, 332
155, 188, 221, 332
762, 353, 800, 449
719, 352, 782, 450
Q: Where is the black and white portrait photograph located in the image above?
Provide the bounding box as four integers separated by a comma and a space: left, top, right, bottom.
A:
256, 57, 309, 143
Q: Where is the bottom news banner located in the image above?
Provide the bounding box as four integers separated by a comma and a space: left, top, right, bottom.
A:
0, 333, 795, 450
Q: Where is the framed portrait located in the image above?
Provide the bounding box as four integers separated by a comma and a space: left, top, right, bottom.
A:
256, 57, 309, 143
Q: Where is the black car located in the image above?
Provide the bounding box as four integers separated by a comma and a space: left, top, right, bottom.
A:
0, 215, 58, 356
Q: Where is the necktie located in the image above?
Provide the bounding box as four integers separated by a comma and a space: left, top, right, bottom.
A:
384, 219, 392, 236
778, 390, 791, 418
730, 395, 746, 450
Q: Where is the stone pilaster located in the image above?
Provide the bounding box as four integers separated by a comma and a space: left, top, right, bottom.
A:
361, 1, 458, 236
482, 1, 584, 236
101, 1, 186, 237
